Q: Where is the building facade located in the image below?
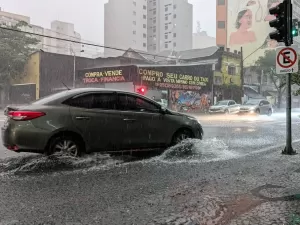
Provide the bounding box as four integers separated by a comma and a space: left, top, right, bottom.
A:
104, 0, 148, 57
147, 0, 193, 53
104, 0, 193, 57
216, 0, 300, 66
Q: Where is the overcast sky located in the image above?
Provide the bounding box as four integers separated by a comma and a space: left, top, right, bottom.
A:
0, 0, 216, 44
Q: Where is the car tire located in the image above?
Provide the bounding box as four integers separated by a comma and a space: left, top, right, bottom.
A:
267, 109, 272, 116
47, 135, 83, 157
171, 129, 193, 145
255, 109, 260, 115
224, 109, 229, 114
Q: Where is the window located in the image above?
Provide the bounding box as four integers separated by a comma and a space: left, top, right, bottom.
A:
173, 33, 176, 37
143, 15, 146, 19
133, 1, 136, 6
133, 30, 136, 34
153, 26, 156, 32
133, 21, 136, 25
218, 0, 225, 5
117, 94, 159, 112
173, 42, 176, 47
165, 43, 168, 48
218, 21, 225, 28
143, 33, 146, 38
133, 11, 136, 15
173, 4, 177, 9
153, 10, 156, 15
229, 101, 236, 106
143, 24, 146, 28
153, 1, 156, 6
165, 33, 168, 39
165, 15, 168, 20
165, 24, 168, 30
153, 44, 156, 50
228, 66, 236, 75
153, 18, 156, 23
143, 43, 146, 47
165, 6, 168, 12
64, 93, 116, 110
173, 14, 176, 19
143, 5, 147, 9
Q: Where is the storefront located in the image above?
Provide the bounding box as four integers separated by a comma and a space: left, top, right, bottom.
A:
77, 64, 213, 113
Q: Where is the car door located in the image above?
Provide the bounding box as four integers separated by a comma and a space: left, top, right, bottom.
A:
67, 92, 124, 152
258, 100, 267, 114
116, 93, 166, 150
229, 101, 238, 113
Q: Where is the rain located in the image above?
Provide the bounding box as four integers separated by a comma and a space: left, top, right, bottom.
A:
1, 0, 300, 224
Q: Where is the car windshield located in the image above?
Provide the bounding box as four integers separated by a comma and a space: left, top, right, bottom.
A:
243, 100, 261, 105
215, 101, 228, 106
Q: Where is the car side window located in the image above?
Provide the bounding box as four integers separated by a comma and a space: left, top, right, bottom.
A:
64, 93, 116, 110
117, 94, 160, 112
93, 93, 116, 110
229, 101, 235, 105
64, 94, 94, 109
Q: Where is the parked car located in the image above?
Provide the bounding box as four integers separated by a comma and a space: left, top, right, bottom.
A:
209, 100, 240, 114
1, 88, 203, 157
238, 99, 273, 116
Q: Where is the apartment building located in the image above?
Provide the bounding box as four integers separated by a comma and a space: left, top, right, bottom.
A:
104, 0, 148, 57
104, 0, 193, 56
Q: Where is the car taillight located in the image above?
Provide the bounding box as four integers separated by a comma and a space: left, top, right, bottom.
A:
8, 111, 45, 121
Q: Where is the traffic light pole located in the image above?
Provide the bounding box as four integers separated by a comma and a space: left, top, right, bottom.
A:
282, 0, 296, 155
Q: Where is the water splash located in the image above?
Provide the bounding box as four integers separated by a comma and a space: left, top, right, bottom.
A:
153, 138, 239, 164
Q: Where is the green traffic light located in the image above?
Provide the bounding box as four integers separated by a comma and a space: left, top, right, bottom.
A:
292, 29, 298, 36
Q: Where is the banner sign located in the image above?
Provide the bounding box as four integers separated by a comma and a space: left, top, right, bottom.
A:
77, 66, 136, 85
77, 64, 212, 91
137, 65, 212, 90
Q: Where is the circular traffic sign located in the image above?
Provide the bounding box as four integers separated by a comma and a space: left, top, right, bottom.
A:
277, 47, 297, 68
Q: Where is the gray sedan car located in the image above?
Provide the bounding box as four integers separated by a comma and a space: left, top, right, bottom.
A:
2, 88, 203, 157
238, 99, 273, 116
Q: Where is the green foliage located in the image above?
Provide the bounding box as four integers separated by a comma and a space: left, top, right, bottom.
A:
0, 21, 40, 84
254, 50, 286, 107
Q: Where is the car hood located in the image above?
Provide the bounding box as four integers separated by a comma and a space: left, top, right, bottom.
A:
240, 105, 257, 109
210, 105, 226, 109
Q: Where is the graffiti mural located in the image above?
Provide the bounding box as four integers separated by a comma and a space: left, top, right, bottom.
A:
169, 90, 211, 113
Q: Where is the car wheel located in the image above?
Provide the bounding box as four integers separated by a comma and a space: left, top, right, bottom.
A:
267, 109, 272, 116
172, 129, 193, 145
255, 109, 260, 115
224, 109, 229, 114
47, 135, 83, 157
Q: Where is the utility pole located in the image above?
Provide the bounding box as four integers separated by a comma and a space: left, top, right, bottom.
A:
269, 0, 297, 155
240, 46, 244, 103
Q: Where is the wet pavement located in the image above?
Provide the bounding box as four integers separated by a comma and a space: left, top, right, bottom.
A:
0, 113, 300, 224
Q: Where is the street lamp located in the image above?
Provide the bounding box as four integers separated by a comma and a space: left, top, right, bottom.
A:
70, 45, 84, 88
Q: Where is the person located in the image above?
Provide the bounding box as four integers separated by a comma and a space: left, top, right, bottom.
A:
229, 9, 256, 46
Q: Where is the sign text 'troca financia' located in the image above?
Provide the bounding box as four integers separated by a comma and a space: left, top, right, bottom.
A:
138, 68, 209, 90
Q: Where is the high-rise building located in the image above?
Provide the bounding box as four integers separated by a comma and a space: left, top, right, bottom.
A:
147, 0, 193, 53
216, 0, 300, 66
104, 0, 148, 57
104, 0, 193, 56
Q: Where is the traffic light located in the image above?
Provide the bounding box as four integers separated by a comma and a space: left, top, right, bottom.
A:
292, 19, 299, 38
268, 1, 287, 43
136, 86, 146, 95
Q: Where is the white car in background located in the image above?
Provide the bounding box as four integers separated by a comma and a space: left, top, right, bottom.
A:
209, 100, 240, 114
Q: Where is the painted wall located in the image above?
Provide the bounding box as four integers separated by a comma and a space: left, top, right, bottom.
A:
227, 0, 280, 66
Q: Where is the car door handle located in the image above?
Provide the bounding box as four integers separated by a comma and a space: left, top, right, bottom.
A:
123, 118, 136, 122
75, 116, 90, 120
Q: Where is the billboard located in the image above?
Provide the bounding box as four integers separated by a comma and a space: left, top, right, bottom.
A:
227, 0, 281, 66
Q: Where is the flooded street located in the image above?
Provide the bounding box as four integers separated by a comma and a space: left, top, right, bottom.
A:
0, 113, 300, 224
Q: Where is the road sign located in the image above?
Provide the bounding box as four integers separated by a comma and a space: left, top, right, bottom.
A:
276, 46, 298, 74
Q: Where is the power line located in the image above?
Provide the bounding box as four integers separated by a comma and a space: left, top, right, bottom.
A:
0, 26, 175, 60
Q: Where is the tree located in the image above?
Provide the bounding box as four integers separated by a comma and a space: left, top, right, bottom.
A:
254, 50, 286, 108
0, 21, 40, 84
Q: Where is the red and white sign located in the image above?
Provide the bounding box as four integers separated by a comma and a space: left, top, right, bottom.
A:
276, 46, 298, 74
